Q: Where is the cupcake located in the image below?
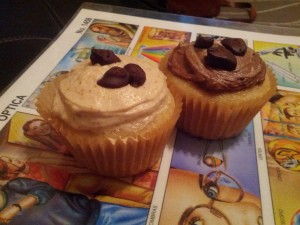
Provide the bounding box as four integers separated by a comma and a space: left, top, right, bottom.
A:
36, 49, 181, 177
159, 36, 276, 140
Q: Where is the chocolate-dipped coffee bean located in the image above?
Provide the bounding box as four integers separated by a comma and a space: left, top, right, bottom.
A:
98, 66, 129, 88
125, 63, 146, 87
221, 38, 247, 56
194, 35, 214, 49
90, 49, 121, 65
206, 46, 237, 71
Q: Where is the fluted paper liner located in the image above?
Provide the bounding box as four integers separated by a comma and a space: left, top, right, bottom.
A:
159, 54, 277, 140
36, 76, 181, 177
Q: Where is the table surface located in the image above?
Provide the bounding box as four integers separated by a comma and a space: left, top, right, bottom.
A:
83, 2, 300, 35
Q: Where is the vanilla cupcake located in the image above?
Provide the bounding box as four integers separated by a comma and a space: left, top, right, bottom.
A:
36, 49, 181, 177
159, 36, 276, 140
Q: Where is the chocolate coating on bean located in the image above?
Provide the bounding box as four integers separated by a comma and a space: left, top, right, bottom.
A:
125, 63, 146, 87
90, 49, 121, 65
221, 38, 247, 56
194, 35, 214, 49
205, 46, 237, 71
97, 64, 146, 88
98, 67, 129, 88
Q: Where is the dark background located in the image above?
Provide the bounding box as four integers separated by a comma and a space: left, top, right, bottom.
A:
1, 0, 299, 94
0, 0, 165, 93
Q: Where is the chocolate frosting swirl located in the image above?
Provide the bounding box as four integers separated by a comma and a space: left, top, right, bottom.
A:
167, 42, 266, 92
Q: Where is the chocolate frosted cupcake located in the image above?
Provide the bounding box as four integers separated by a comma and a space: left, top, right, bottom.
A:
36, 49, 181, 176
159, 36, 276, 139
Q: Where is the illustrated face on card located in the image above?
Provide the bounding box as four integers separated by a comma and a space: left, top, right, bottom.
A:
261, 90, 300, 140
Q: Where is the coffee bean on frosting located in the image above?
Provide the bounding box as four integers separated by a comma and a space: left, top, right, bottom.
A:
98, 66, 129, 88
221, 38, 247, 56
97, 64, 147, 88
90, 49, 121, 65
194, 35, 214, 49
205, 46, 237, 71
125, 63, 146, 87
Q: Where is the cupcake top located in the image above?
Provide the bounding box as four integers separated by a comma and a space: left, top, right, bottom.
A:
167, 36, 266, 92
52, 49, 172, 132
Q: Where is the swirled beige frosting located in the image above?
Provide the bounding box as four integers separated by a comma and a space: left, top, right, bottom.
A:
52, 55, 172, 131
167, 41, 266, 92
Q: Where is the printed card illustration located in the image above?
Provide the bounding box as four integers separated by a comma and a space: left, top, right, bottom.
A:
0, 112, 161, 224
23, 19, 139, 109
8, 112, 71, 155
77, 19, 138, 56
261, 89, 300, 225
254, 41, 300, 89
263, 137, 300, 225
131, 26, 191, 63
261, 90, 300, 140
159, 125, 263, 225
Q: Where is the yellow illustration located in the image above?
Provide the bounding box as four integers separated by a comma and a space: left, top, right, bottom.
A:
89, 22, 136, 48
268, 138, 300, 171
261, 90, 300, 139
254, 41, 300, 88
8, 112, 71, 154
264, 137, 300, 225
160, 168, 262, 224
